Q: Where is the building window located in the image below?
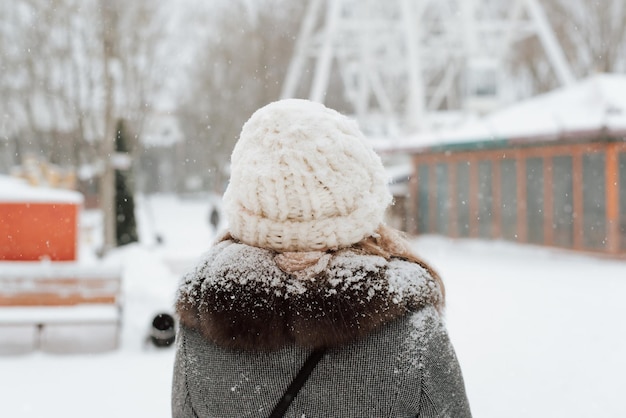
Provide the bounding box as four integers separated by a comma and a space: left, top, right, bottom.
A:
456, 161, 471, 237
553, 155, 574, 248
500, 159, 517, 240
582, 152, 606, 250
416, 164, 430, 234
619, 152, 626, 250
526, 157, 544, 244
478, 160, 493, 238
435, 163, 449, 235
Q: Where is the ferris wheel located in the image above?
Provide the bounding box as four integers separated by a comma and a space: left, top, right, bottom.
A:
281, 0, 575, 137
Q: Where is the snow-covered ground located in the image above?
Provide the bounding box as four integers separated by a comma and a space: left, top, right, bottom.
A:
1, 194, 625, 417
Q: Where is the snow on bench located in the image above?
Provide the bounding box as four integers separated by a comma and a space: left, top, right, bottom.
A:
0, 261, 123, 349
0, 305, 120, 325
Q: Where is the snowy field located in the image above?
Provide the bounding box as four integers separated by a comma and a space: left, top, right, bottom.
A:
1, 194, 625, 418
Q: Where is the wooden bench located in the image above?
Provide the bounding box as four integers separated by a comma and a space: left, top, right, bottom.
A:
0, 261, 122, 350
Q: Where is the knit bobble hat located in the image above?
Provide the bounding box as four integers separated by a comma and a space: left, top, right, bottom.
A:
222, 99, 392, 252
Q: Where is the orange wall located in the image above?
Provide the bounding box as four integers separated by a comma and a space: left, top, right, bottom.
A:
0, 203, 79, 261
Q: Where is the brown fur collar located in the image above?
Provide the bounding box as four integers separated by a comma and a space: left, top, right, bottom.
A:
176, 240, 442, 351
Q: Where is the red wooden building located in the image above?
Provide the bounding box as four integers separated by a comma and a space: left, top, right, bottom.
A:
385, 74, 626, 258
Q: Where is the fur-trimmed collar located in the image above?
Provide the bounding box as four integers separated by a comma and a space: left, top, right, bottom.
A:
176, 240, 442, 351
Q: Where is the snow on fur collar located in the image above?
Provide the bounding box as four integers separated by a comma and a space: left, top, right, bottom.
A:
176, 240, 443, 351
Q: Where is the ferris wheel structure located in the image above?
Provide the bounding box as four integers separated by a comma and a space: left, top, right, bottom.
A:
281, 0, 575, 137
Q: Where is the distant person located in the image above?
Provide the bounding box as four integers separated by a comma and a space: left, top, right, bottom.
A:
208, 205, 220, 232
172, 99, 471, 417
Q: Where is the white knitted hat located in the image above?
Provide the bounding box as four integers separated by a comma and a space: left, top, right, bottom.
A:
222, 99, 392, 252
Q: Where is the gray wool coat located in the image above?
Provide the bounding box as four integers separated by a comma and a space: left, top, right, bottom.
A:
172, 240, 472, 418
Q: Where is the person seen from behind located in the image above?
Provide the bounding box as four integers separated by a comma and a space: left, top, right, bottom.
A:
172, 99, 472, 417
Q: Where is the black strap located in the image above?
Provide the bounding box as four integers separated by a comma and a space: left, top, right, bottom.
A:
269, 348, 326, 418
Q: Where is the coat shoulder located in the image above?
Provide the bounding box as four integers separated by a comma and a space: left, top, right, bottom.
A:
176, 241, 444, 350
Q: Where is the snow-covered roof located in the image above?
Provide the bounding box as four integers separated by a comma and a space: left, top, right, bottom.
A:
0, 175, 83, 204
377, 73, 626, 153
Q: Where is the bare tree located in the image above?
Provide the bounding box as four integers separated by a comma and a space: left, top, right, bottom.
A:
0, 0, 181, 252
510, 0, 626, 93
547, 0, 626, 75
98, 0, 181, 251
176, 0, 307, 193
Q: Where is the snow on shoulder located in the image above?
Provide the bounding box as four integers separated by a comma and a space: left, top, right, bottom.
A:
178, 239, 442, 306
0, 175, 83, 203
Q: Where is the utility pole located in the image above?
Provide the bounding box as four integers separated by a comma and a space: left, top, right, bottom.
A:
100, 0, 118, 254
